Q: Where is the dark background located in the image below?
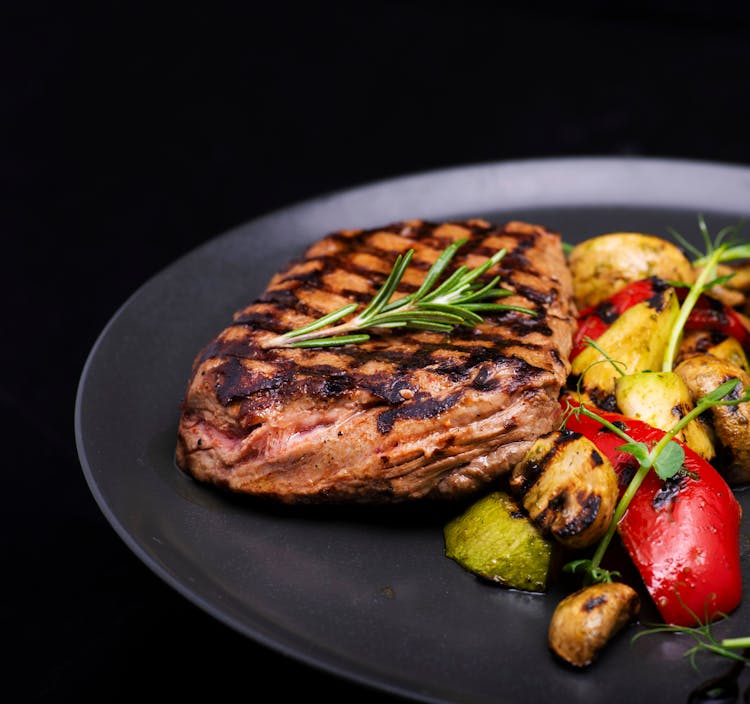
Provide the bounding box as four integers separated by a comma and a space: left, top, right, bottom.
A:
5, 2, 750, 702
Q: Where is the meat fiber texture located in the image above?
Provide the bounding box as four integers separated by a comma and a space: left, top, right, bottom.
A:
176, 219, 575, 503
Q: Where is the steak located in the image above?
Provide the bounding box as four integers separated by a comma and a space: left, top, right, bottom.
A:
176, 219, 575, 503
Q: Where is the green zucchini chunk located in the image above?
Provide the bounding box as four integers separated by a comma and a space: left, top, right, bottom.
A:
444, 491, 552, 592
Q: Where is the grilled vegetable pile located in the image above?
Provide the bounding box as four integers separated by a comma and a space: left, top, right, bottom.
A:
444, 220, 750, 668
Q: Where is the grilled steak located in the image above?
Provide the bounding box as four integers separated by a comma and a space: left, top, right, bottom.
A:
176, 219, 575, 503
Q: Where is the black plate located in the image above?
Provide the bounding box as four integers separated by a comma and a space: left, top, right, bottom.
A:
75, 157, 750, 704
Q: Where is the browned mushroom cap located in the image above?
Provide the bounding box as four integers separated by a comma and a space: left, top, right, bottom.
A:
510, 431, 619, 550
548, 582, 640, 667
724, 263, 750, 292
675, 354, 750, 485
697, 264, 746, 308
676, 330, 749, 374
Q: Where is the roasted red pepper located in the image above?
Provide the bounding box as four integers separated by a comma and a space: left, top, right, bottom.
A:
565, 405, 742, 626
575, 277, 661, 321
685, 294, 750, 346
572, 277, 750, 359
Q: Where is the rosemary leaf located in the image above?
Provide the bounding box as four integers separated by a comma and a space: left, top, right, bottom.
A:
359, 251, 414, 319
283, 303, 359, 338
409, 238, 467, 301
289, 334, 372, 348
367, 309, 470, 327
462, 303, 536, 315
262, 239, 534, 349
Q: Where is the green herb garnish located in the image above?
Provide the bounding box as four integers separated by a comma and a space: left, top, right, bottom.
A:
662, 242, 729, 373
562, 378, 750, 585
262, 239, 536, 349
669, 214, 749, 267
634, 614, 750, 670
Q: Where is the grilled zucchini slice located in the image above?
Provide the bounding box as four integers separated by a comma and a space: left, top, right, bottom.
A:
444, 491, 552, 592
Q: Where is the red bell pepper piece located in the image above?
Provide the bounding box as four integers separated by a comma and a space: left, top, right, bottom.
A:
575, 277, 662, 320
565, 406, 742, 626
571, 316, 610, 360
684, 294, 750, 348
572, 277, 750, 360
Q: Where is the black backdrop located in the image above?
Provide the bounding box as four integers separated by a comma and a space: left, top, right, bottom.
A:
6, 2, 750, 702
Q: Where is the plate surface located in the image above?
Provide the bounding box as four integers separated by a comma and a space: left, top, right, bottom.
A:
76, 157, 750, 704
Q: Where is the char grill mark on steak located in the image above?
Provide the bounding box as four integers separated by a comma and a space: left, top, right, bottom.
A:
377, 391, 464, 434
176, 219, 575, 503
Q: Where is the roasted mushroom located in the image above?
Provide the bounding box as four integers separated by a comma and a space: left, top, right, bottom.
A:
548, 582, 640, 667
675, 355, 750, 484
704, 262, 749, 308
676, 329, 750, 374
696, 263, 746, 308
510, 430, 618, 549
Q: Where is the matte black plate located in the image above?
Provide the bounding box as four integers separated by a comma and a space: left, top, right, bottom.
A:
76, 157, 750, 703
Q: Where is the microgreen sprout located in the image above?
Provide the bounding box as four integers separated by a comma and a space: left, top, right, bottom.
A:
662, 242, 729, 373
668, 214, 749, 267
633, 612, 750, 670
562, 378, 750, 586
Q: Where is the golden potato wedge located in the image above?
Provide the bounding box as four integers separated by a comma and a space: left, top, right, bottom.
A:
615, 371, 715, 460
510, 430, 618, 550
549, 582, 640, 667
568, 232, 694, 309
571, 286, 680, 410
675, 355, 750, 484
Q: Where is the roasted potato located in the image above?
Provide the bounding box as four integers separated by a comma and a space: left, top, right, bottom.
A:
510, 431, 618, 550
675, 355, 750, 484
548, 582, 640, 667
444, 491, 553, 592
571, 286, 680, 410
568, 233, 694, 309
615, 371, 715, 460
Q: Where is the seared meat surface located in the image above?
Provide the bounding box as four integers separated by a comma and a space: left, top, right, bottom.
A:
176, 219, 575, 503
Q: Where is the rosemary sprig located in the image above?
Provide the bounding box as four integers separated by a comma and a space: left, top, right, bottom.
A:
262, 239, 536, 349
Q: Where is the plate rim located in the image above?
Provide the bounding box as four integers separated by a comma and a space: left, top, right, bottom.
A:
74, 155, 750, 704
